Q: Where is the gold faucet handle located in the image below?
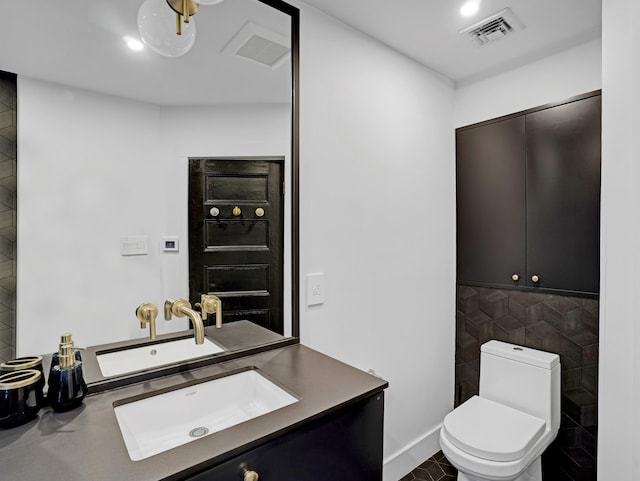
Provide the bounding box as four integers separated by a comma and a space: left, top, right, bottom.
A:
137, 303, 159, 340
136, 303, 158, 326
164, 299, 174, 320
196, 294, 219, 321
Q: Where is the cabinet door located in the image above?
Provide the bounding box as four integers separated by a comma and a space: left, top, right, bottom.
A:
526, 96, 601, 294
457, 117, 526, 287
185, 393, 384, 481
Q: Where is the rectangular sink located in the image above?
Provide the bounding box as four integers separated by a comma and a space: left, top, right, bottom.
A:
113, 368, 299, 461
97, 337, 225, 377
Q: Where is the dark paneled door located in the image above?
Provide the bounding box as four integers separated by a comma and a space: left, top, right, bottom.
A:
189, 158, 284, 334
526, 96, 601, 293
456, 116, 527, 287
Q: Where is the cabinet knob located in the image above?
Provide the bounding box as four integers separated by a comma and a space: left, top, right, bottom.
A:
209, 207, 220, 217
232, 206, 242, 216
511, 274, 520, 282
241, 465, 259, 481
531, 274, 540, 283
255, 207, 265, 217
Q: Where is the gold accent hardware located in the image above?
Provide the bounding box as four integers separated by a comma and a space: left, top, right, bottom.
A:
511, 274, 520, 282
166, 0, 199, 35
183, 0, 189, 23
59, 342, 76, 369
164, 298, 205, 344
57, 333, 80, 369
0, 369, 41, 390
255, 207, 265, 217
0, 355, 43, 372
233, 206, 242, 216
196, 294, 223, 329
531, 275, 540, 283
136, 303, 159, 340
241, 464, 259, 481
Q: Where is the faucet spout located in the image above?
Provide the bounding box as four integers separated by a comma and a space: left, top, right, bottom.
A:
164, 299, 205, 344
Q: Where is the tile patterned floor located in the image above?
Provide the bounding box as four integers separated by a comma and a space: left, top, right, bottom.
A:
399, 451, 457, 481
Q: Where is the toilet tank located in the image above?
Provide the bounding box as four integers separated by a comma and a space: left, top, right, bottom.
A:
479, 340, 561, 432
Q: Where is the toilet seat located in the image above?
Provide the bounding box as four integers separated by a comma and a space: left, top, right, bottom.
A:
442, 396, 546, 462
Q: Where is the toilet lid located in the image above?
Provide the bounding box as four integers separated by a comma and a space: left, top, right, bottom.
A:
442, 396, 546, 462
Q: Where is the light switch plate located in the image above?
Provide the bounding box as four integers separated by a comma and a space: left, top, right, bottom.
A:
120, 236, 148, 256
306, 272, 325, 306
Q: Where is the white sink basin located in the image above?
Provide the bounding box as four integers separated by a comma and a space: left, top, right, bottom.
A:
114, 368, 299, 461
97, 337, 224, 377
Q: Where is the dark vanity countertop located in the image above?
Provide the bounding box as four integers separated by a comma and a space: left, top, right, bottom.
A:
0, 344, 388, 481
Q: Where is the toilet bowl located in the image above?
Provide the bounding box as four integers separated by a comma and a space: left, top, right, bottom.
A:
439, 340, 560, 481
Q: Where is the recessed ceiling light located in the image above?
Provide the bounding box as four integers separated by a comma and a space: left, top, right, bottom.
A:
124, 36, 145, 52
460, 0, 480, 17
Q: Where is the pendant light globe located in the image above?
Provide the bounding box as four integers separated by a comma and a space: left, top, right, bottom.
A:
137, 0, 196, 57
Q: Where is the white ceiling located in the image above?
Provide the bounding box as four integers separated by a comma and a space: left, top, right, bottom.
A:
0, 0, 602, 105
302, 0, 602, 86
0, 0, 292, 105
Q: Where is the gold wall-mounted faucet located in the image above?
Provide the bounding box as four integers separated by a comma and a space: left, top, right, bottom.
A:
196, 294, 223, 329
164, 298, 205, 344
136, 303, 159, 340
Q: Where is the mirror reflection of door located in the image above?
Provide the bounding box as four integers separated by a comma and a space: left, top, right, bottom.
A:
189, 158, 284, 334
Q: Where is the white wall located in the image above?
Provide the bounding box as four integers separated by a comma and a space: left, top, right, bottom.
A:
454, 37, 602, 128
294, 4, 456, 480
17, 78, 167, 354
598, 0, 640, 478
16, 78, 290, 354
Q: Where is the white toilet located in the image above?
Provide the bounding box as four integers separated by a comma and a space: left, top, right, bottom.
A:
440, 340, 561, 481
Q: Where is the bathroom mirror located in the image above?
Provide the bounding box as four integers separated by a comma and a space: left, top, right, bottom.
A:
0, 0, 299, 375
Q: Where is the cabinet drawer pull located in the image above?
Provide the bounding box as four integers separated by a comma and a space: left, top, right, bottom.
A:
244, 471, 259, 481
511, 274, 520, 282
241, 463, 259, 481
531, 274, 540, 283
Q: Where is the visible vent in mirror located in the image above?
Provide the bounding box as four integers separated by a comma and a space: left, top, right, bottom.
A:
459, 7, 525, 46
223, 21, 291, 69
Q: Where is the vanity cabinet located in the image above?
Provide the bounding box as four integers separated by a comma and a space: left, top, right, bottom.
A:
185, 392, 384, 481
457, 92, 601, 295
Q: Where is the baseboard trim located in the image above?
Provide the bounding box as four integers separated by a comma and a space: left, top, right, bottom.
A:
382, 423, 443, 481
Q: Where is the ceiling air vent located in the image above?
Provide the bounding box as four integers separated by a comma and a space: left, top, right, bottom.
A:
459, 8, 525, 46
222, 22, 290, 70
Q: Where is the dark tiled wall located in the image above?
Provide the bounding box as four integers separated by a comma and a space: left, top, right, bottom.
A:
456, 285, 598, 481
0, 71, 17, 363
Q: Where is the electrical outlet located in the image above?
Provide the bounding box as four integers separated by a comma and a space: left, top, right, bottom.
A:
306, 273, 325, 306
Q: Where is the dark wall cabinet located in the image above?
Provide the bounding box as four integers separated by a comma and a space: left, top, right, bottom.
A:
183, 392, 385, 481
457, 92, 601, 296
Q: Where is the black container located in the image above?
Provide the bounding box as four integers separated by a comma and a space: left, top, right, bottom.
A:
1, 355, 45, 394
47, 363, 88, 412
0, 369, 44, 428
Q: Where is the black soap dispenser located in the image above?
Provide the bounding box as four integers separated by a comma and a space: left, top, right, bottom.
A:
47, 334, 87, 412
